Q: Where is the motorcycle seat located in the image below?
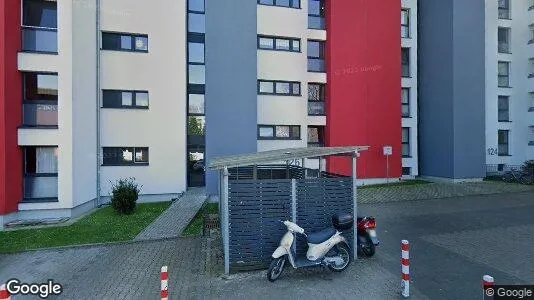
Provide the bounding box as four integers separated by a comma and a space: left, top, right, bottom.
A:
307, 227, 336, 244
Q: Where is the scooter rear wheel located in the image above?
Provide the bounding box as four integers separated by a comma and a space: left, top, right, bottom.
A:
327, 243, 351, 272
267, 256, 286, 282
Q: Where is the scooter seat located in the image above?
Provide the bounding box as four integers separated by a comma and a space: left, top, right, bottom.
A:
307, 227, 336, 244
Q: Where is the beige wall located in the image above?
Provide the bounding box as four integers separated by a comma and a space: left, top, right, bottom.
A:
100, 0, 187, 195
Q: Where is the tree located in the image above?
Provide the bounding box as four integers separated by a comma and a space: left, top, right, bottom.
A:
188, 117, 205, 136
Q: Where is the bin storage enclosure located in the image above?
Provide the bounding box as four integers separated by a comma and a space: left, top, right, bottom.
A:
209, 146, 369, 274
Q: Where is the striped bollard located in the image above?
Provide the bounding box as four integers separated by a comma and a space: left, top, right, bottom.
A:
401, 240, 410, 298
161, 266, 169, 300
483, 275, 494, 299
0, 284, 10, 300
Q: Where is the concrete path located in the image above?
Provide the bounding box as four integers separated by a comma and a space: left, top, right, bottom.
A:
134, 188, 206, 241
359, 181, 534, 204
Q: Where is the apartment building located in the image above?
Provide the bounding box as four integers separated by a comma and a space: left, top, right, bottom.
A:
0, 0, 408, 228
401, 0, 419, 178
485, 0, 534, 168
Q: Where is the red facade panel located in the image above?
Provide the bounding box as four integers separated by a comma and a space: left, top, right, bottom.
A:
0, 0, 23, 214
325, 0, 402, 179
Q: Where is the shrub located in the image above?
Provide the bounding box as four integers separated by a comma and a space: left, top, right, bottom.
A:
110, 178, 141, 215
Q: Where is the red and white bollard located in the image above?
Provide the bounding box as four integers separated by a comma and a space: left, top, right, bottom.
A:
483, 275, 494, 299
0, 284, 10, 300
161, 266, 169, 300
401, 240, 410, 298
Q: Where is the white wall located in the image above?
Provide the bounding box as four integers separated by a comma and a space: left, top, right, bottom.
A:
99, 0, 187, 196
402, 0, 418, 177
485, 0, 532, 166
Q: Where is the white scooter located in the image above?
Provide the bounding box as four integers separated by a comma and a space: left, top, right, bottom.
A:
267, 214, 354, 282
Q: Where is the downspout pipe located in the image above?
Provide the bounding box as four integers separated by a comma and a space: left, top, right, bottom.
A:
95, 0, 101, 207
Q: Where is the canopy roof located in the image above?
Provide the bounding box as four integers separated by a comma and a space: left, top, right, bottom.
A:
209, 146, 370, 170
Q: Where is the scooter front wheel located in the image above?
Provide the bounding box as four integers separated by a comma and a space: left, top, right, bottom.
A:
267, 256, 286, 282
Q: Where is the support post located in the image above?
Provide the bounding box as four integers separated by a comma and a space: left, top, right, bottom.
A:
222, 167, 230, 275
286, 160, 290, 179
301, 158, 306, 178
318, 157, 322, 178
291, 179, 297, 254
352, 152, 358, 260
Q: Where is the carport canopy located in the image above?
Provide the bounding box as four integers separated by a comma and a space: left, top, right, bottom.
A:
209, 146, 370, 170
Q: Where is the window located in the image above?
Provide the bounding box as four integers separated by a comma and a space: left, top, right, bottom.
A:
102, 90, 149, 108
23, 72, 58, 127
529, 25, 534, 44
188, 94, 205, 115
188, 0, 204, 12
258, 125, 301, 140
308, 40, 325, 72
402, 48, 410, 77
102, 32, 148, 52
22, 0, 58, 53
189, 65, 205, 84
188, 116, 206, 136
402, 167, 411, 176
498, 61, 510, 87
529, 58, 534, 78
402, 88, 410, 117
308, 83, 325, 115
258, 80, 301, 96
307, 126, 325, 146
498, 96, 510, 122
498, 27, 511, 53
498, 130, 509, 156
23, 146, 58, 200
258, 0, 301, 9
401, 9, 410, 38
498, 0, 510, 19
308, 0, 325, 29
402, 128, 410, 157
103, 147, 149, 165
258, 36, 300, 52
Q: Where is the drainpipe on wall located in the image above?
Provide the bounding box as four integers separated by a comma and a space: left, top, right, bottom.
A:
95, 0, 101, 207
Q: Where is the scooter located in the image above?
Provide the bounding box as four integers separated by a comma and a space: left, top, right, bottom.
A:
357, 216, 379, 257
267, 213, 354, 282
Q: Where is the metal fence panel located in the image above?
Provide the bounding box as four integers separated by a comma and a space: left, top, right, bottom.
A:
227, 177, 354, 272
295, 178, 354, 257
228, 179, 292, 272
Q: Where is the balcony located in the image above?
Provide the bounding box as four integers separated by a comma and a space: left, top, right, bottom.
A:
308, 101, 325, 116
22, 26, 58, 53
23, 174, 58, 201
23, 102, 58, 127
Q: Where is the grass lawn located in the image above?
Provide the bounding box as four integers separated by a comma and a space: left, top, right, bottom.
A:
0, 201, 170, 254
360, 179, 431, 189
182, 202, 219, 237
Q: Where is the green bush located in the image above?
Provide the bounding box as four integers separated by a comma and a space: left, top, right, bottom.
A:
110, 178, 141, 215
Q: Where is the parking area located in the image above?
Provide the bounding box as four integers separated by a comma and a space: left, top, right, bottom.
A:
1, 191, 533, 299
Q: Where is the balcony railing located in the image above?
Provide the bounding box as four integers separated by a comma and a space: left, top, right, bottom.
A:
23, 103, 58, 127
308, 101, 325, 115
308, 58, 325, 72
308, 16, 325, 30
22, 26, 58, 53
498, 9, 510, 19
24, 174, 58, 200
498, 43, 510, 53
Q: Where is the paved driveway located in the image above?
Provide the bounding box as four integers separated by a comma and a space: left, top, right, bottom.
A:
1, 191, 533, 299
